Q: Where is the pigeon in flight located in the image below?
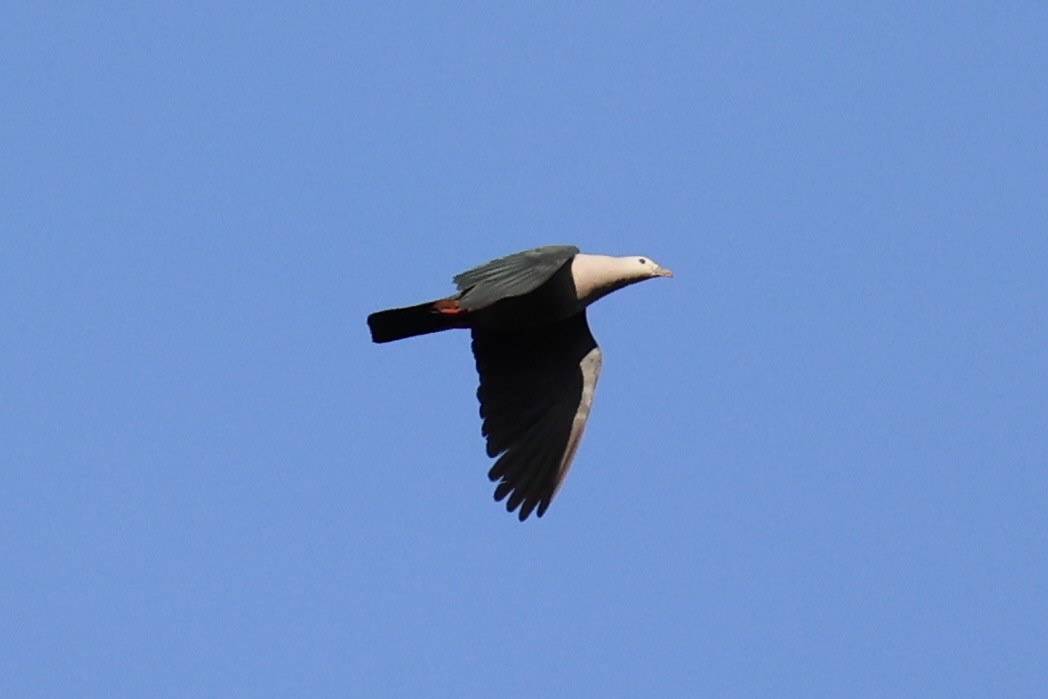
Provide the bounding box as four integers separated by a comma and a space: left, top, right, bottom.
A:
367, 245, 672, 520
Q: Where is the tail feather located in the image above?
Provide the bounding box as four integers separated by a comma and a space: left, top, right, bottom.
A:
367, 300, 465, 343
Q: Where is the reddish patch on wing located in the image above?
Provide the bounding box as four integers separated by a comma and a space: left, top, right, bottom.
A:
433, 299, 464, 315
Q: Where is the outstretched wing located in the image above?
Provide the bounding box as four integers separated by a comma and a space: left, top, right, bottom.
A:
471, 312, 602, 520
453, 245, 579, 311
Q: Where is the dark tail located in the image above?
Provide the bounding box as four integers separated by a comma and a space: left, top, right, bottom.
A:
367, 300, 466, 343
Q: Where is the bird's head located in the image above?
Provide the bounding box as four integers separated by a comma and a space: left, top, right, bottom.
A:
630, 256, 673, 280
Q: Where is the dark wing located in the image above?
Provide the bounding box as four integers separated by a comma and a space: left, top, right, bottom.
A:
453, 245, 579, 311
472, 312, 602, 520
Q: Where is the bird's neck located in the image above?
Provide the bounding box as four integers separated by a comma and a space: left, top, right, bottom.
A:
571, 254, 645, 307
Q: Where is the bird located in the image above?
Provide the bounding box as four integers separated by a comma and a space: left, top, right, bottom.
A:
367, 245, 672, 521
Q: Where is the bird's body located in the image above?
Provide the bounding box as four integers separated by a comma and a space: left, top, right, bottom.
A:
367, 245, 671, 520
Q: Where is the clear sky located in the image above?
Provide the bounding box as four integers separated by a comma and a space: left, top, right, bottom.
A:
3, 3, 1046, 697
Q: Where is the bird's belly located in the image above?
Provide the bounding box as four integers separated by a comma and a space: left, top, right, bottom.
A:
473, 293, 586, 331
471, 284, 583, 330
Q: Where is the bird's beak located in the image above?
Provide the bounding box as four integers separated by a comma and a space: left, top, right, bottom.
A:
657, 267, 673, 278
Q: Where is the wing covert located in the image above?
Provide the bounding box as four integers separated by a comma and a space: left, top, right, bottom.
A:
453, 245, 579, 311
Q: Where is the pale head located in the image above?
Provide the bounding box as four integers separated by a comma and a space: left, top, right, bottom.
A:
629, 255, 673, 280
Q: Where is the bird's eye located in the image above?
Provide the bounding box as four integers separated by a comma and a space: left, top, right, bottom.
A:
639, 258, 647, 265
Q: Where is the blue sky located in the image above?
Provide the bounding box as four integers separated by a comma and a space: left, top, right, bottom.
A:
2, 3, 1046, 696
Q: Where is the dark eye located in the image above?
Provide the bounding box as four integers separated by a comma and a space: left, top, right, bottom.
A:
639, 258, 647, 264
